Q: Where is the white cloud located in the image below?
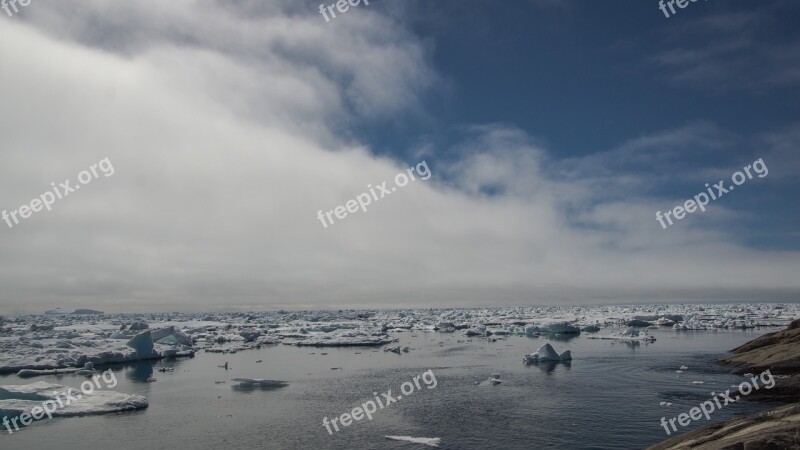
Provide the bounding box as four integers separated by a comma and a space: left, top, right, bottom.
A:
0, 1, 798, 314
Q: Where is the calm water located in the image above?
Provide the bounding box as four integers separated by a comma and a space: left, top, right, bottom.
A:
0, 328, 782, 449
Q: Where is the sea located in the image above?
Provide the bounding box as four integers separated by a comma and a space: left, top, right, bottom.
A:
0, 328, 782, 450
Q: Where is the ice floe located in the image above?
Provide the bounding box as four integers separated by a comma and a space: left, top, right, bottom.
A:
1, 303, 796, 376
231, 378, 288, 391
0, 381, 147, 427
384, 436, 441, 447
587, 327, 656, 342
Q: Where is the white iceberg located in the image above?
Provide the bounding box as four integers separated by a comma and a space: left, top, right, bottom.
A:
126, 330, 158, 359
523, 343, 572, 364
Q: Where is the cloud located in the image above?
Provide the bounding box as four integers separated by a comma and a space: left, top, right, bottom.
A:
0, 1, 798, 314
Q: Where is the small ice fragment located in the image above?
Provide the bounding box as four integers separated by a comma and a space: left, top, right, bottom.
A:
384, 436, 441, 447
692, 381, 704, 384
231, 378, 288, 390
659, 401, 672, 407
680, 365, 688, 370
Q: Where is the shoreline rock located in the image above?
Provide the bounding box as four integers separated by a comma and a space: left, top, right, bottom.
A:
647, 318, 800, 449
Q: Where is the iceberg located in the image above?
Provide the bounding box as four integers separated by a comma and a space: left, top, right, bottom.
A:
523, 343, 572, 364
126, 331, 158, 359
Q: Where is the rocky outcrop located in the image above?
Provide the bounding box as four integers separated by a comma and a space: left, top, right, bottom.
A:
648, 318, 800, 449
648, 403, 800, 450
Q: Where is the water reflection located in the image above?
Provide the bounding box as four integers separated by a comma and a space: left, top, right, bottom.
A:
127, 361, 154, 383
525, 360, 572, 374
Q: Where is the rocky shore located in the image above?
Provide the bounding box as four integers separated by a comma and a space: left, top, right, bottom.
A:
648, 319, 800, 449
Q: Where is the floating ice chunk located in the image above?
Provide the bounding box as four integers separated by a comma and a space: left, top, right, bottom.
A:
523, 343, 572, 364
545, 322, 580, 334
588, 328, 656, 342
231, 378, 288, 389
126, 331, 157, 359
130, 322, 149, 331
435, 321, 456, 332
680, 365, 689, 370
74, 361, 97, 377
659, 401, 672, 407
463, 325, 486, 337
524, 325, 540, 336
150, 326, 193, 346
535, 343, 560, 360
293, 330, 394, 347
17, 368, 81, 378
72, 309, 103, 315
0, 381, 147, 425
384, 436, 441, 447
109, 331, 133, 340
239, 330, 262, 342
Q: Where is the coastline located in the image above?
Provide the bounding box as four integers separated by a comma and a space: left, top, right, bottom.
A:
648, 319, 800, 449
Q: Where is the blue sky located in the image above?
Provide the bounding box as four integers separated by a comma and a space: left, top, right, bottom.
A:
357, 0, 800, 249
0, 0, 798, 313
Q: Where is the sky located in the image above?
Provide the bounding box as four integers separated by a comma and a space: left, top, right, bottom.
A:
0, 0, 799, 314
